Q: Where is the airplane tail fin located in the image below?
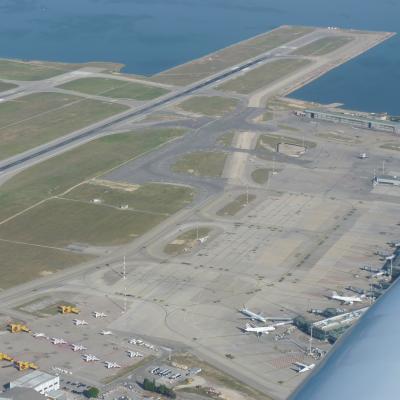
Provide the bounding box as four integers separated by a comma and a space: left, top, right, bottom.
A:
332, 291, 338, 297
245, 323, 251, 330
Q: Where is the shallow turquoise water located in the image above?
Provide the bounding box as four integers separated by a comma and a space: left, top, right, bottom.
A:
0, 0, 398, 113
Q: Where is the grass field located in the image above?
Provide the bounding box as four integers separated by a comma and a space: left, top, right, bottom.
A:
0, 92, 128, 159
59, 77, 169, 100
0, 241, 92, 290
0, 59, 73, 81
217, 132, 235, 147
165, 227, 211, 255
251, 168, 272, 184
0, 128, 185, 222
0, 182, 193, 261
151, 26, 314, 85
0, 81, 17, 92
262, 110, 274, 121
172, 151, 227, 177
217, 194, 256, 216
0, 198, 167, 247
0, 59, 122, 81
293, 36, 353, 56
176, 96, 238, 116
64, 182, 194, 215
217, 58, 312, 94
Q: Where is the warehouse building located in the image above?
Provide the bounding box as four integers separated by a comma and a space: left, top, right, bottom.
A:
8, 371, 59, 395
299, 109, 400, 134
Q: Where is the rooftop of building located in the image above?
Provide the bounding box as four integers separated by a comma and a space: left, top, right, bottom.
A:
9, 370, 57, 389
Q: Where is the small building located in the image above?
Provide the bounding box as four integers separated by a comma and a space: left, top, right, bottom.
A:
374, 175, 400, 186
8, 370, 59, 395
0, 387, 45, 400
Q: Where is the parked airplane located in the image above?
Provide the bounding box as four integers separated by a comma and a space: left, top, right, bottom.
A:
93, 312, 107, 318
100, 330, 113, 335
82, 354, 99, 362
330, 291, 364, 305
239, 307, 290, 324
33, 333, 47, 338
127, 351, 143, 358
73, 319, 88, 326
105, 361, 121, 369
294, 362, 315, 373
51, 338, 67, 345
243, 323, 275, 336
197, 236, 209, 244
129, 338, 144, 345
71, 344, 87, 352
361, 266, 380, 273
370, 270, 387, 279
239, 307, 267, 324
375, 250, 391, 257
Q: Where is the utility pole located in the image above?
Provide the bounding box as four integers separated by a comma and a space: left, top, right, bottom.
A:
272, 156, 277, 175
122, 256, 127, 314
309, 325, 313, 355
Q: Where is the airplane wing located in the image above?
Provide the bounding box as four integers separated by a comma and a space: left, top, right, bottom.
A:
289, 277, 400, 400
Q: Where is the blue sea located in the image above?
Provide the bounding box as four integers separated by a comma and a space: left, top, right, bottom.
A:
0, 0, 399, 113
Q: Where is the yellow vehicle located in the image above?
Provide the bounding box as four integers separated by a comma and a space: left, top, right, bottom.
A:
14, 361, 38, 371
0, 353, 14, 362
8, 324, 31, 334
58, 305, 80, 314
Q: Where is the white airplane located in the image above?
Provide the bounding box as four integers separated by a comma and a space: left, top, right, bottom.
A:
73, 319, 88, 326
100, 330, 113, 335
93, 311, 107, 318
239, 307, 267, 324
105, 361, 121, 369
82, 354, 99, 362
129, 338, 144, 345
359, 153, 368, 159
71, 344, 87, 352
243, 323, 275, 336
51, 338, 67, 345
361, 266, 380, 273
197, 236, 209, 244
294, 362, 315, 373
330, 291, 364, 305
370, 270, 387, 279
33, 332, 47, 338
127, 351, 143, 358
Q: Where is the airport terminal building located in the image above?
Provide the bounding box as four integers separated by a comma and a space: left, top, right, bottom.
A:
300, 109, 400, 134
